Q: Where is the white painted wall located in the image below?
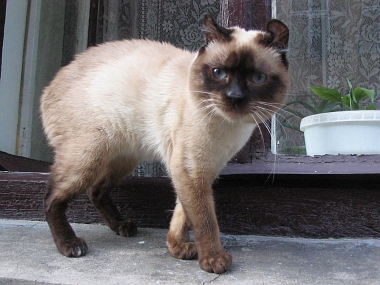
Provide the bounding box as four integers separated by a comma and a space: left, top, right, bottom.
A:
0, 1, 28, 155
0, 0, 90, 161
20, 0, 66, 161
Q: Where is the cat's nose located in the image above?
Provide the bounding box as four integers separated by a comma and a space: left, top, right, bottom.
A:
227, 83, 245, 99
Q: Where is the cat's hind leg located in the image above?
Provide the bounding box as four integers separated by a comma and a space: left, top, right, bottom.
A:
44, 142, 136, 257
167, 199, 198, 260
86, 157, 138, 237
44, 156, 92, 257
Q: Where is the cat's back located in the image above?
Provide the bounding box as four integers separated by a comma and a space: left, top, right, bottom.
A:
41, 39, 192, 143
72, 39, 186, 73
41, 39, 190, 106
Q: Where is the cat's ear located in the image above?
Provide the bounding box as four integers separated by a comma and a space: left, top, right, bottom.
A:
203, 14, 232, 44
265, 19, 289, 50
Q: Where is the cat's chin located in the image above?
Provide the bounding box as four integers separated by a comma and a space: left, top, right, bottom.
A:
216, 108, 255, 124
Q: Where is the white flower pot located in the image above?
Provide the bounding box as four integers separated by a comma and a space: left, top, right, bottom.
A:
300, 110, 380, 156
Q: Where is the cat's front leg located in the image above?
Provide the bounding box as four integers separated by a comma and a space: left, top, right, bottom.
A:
169, 165, 232, 274
167, 199, 197, 260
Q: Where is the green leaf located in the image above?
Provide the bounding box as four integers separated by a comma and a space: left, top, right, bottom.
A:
315, 99, 329, 113
346, 78, 353, 91
322, 101, 343, 113
281, 107, 307, 119
341, 94, 351, 106
305, 92, 319, 106
279, 117, 303, 132
283, 100, 318, 115
353, 88, 368, 102
346, 78, 355, 104
364, 104, 376, 110
354, 87, 375, 103
310, 86, 342, 102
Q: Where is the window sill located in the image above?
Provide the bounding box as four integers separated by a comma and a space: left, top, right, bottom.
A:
1, 150, 380, 177
222, 154, 380, 176
1, 153, 380, 238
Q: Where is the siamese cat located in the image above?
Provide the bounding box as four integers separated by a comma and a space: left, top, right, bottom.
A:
40, 15, 289, 274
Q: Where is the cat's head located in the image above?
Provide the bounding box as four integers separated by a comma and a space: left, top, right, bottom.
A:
190, 15, 289, 124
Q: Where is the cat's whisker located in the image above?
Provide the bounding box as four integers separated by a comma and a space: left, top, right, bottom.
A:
272, 113, 292, 141
255, 101, 283, 111
255, 102, 303, 137
252, 109, 279, 183
255, 105, 275, 120
190, 90, 219, 98
255, 102, 299, 123
252, 103, 294, 139
256, 106, 292, 142
218, 114, 229, 129
200, 104, 218, 125
197, 103, 215, 114
253, 110, 271, 135
250, 112, 267, 151
195, 97, 214, 103
256, 101, 300, 119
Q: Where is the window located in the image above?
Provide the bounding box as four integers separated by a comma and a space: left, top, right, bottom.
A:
0, 0, 378, 176
0, 1, 89, 162
273, 0, 380, 155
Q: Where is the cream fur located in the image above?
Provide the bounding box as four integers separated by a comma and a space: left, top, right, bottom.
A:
40, 18, 289, 274
41, 39, 256, 179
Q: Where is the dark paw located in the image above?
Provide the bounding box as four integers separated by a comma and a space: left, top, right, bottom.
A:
167, 241, 198, 260
117, 219, 137, 237
199, 251, 232, 274
58, 237, 88, 257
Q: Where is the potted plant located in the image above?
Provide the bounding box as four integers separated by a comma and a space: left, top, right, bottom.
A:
299, 79, 380, 156
275, 93, 340, 155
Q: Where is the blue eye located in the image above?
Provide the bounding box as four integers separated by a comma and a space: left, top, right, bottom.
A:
212, 68, 227, 79
252, 73, 267, 84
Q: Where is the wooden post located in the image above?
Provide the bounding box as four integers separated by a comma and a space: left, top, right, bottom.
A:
220, 0, 272, 30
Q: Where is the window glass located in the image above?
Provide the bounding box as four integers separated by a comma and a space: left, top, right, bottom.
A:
273, 0, 380, 155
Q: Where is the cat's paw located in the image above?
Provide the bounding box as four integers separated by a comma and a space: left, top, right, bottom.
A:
199, 250, 232, 274
58, 237, 88, 257
167, 241, 198, 260
117, 219, 137, 237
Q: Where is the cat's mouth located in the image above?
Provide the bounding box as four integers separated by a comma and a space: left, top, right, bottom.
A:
217, 100, 278, 123
216, 101, 253, 122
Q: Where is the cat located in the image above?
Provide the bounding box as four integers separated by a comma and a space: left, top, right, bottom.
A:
40, 14, 289, 274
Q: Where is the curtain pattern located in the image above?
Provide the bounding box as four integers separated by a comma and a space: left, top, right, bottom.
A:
95, 0, 220, 176
274, 0, 380, 154
96, 0, 220, 49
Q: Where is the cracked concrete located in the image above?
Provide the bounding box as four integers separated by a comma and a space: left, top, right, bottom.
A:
1, 219, 380, 284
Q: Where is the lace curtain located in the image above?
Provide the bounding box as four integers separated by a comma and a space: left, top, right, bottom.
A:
274, 0, 380, 154
96, 0, 220, 50
95, 0, 220, 176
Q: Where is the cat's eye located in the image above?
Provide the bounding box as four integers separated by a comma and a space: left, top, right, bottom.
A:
252, 73, 267, 84
212, 68, 227, 80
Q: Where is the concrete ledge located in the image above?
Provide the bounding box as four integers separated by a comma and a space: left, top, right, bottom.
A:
1, 219, 380, 284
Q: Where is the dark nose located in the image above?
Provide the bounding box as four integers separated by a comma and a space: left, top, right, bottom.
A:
227, 81, 244, 99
